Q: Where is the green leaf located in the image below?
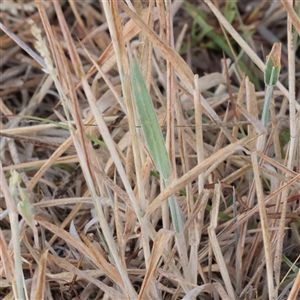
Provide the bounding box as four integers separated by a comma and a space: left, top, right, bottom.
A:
130, 58, 171, 180
279, 129, 291, 146
264, 62, 280, 86
17, 190, 35, 229
224, 1, 236, 24
282, 254, 299, 274
264, 43, 281, 86
9, 170, 21, 205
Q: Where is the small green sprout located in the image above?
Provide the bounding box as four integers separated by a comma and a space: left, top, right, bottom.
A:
261, 43, 282, 128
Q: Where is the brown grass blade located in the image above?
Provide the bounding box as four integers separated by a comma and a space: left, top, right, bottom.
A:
30, 249, 48, 300
34, 216, 123, 286
146, 136, 250, 216
48, 254, 125, 299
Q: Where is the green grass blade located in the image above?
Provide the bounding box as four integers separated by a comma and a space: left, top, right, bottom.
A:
261, 43, 282, 128
130, 57, 171, 180
264, 43, 281, 86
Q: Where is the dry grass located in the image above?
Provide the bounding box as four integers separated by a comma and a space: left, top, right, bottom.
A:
1, 1, 300, 299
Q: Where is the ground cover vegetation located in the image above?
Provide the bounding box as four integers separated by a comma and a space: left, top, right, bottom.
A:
0, 1, 300, 299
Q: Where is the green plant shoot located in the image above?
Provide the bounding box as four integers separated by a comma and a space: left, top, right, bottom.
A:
261, 43, 281, 128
